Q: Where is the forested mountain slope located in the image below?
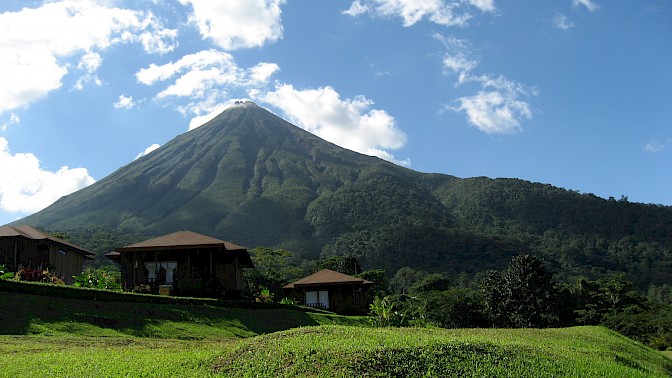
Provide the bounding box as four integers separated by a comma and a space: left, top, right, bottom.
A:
14, 102, 672, 288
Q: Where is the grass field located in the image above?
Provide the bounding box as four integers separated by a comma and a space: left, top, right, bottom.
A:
2, 289, 671, 377
216, 326, 672, 377
0, 290, 368, 339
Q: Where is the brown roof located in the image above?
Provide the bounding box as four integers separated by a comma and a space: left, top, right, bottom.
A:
115, 230, 246, 252
283, 269, 373, 289
0, 225, 94, 258
113, 230, 253, 267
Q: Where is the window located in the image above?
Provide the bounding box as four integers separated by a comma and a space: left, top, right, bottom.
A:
145, 261, 177, 284
305, 290, 329, 309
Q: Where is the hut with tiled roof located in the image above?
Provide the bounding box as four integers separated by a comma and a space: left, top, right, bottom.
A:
283, 269, 373, 314
0, 225, 94, 284
107, 230, 253, 298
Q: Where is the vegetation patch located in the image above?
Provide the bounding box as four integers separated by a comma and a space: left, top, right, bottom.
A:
0, 290, 369, 339
214, 326, 672, 377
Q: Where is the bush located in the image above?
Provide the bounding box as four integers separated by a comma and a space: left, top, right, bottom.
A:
73, 267, 121, 291
16, 268, 65, 285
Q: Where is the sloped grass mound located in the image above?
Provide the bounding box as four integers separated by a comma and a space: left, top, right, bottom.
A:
0, 290, 369, 339
215, 326, 672, 377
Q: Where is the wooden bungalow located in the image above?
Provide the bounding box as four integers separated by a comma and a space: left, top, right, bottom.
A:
106, 230, 253, 298
0, 225, 94, 284
283, 269, 373, 315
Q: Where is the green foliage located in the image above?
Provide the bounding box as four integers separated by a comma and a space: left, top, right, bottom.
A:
72, 266, 121, 291
50, 231, 71, 241
408, 272, 452, 294
419, 288, 487, 328
356, 269, 388, 297
603, 303, 672, 351
0, 264, 14, 280
313, 255, 361, 275
255, 286, 274, 303
245, 246, 303, 299
481, 255, 560, 328
369, 295, 427, 327
389, 266, 427, 295
574, 274, 647, 325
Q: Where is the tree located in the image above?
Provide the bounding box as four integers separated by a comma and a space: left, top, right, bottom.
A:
245, 247, 302, 299
574, 274, 646, 325
389, 266, 427, 294
420, 288, 487, 328
314, 255, 361, 276
357, 269, 388, 297
408, 273, 451, 294
50, 231, 71, 242
480, 270, 508, 327
480, 255, 560, 328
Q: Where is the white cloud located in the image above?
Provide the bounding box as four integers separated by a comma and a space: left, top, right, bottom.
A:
644, 139, 669, 153
343, 1, 370, 17
73, 51, 104, 90
453, 89, 531, 134
573, 0, 599, 12
186, 98, 251, 130
344, 0, 496, 27
553, 12, 574, 30
1, 113, 20, 132
136, 143, 161, 159
136, 50, 279, 127
178, 0, 285, 50
78, 51, 103, 73
0, 137, 95, 213
137, 13, 178, 55
113, 95, 136, 110
468, 0, 496, 13
436, 34, 536, 134
0, 1, 178, 113
435, 34, 479, 84
262, 84, 410, 166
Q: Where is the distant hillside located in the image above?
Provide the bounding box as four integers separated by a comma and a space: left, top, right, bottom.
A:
14, 102, 672, 288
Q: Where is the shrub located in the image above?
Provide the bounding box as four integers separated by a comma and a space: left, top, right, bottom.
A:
16, 268, 65, 285
0, 264, 14, 280
73, 267, 121, 291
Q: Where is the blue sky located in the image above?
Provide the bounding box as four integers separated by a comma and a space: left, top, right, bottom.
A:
0, 0, 670, 226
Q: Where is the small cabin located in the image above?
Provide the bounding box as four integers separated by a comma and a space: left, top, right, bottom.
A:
107, 230, 253, 298
283, 269, 373, 315
0, 225, 93, 284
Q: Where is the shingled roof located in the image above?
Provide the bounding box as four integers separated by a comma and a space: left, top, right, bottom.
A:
114, 230, 246, 252
0, 225, 94, 258
110, 230, 253, 267
283, 269, 373, 289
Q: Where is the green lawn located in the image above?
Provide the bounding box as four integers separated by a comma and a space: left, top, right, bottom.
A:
215, 325, 672, 377
0, 290, 369, 339
2, 289, 671, 377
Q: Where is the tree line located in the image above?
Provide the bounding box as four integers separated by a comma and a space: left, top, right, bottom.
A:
244, 248, 672, 351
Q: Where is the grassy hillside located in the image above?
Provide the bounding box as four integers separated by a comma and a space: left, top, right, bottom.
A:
0, 290, 367, 339
216, 326, 672, 377
1, 288, 671, 377
1, 324, 670, 377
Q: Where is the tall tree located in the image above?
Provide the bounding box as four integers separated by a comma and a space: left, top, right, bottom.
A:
481, 255, 559, 328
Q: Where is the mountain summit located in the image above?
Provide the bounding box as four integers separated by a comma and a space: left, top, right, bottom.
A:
14, 104, 672, 286
17, 103, 409, 248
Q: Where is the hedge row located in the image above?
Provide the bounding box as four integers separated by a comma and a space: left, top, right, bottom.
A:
0, 279, 321, 312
